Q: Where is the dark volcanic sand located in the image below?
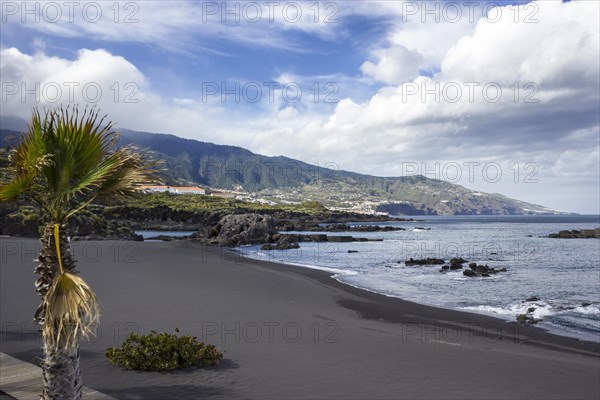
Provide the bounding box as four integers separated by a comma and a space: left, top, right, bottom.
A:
1, 238, 598, 399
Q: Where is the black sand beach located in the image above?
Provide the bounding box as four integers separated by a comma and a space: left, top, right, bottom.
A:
1, 238, 599, 399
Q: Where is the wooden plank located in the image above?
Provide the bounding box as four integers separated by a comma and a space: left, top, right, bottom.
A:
0, 353, 117, 400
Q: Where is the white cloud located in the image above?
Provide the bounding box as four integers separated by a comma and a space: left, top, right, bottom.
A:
1, 1, 363, 53
441, 1, 600, 87
0, 47, 234, 143
0, 46, 338, 151
360, 45, 423, 84
248, 1, 600, 212
1, 47, 144, 118
357, 1, 480, 82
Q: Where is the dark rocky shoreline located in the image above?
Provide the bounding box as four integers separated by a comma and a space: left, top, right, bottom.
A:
547, 229, 600, 238
191, 213, 393, 247
0, 202, 407, 247
400, 257, 508, 278
299, 223, 407, 232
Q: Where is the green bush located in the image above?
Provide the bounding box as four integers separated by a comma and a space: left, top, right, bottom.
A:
106, 329, 223, 371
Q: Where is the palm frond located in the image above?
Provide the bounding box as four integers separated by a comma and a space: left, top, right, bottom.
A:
42, 272, 100, 351
95, 147, 163, 198
0, 174, 35, 201
1, 106, 159, 221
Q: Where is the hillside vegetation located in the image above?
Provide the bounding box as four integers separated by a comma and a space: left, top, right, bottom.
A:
1, 126, 561, 215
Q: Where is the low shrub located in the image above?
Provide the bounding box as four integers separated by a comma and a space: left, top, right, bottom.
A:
106, 329, 223, 371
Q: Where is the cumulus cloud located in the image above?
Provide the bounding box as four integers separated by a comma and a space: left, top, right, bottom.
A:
2, 47, 144, 120
0, 46, 338, 151
357, 1, 480, 83
360, 45, 423, 84
0, 47, 237, 144
249, 1, 600, 212
441, 1, 599, 87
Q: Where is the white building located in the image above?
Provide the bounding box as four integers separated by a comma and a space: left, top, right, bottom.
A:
140, 185, 206, 195
170, 186, 206, 195
140, 185, 170, 193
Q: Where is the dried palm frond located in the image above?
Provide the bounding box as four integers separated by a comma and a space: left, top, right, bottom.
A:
42, 272, 100, 351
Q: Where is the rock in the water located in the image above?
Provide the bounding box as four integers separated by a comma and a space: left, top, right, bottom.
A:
347, 250, 359, 253
215, 213, 276, 247
404, 257, 445, 266
328, 236, 353, 242
462, 263, 507, 278
516, 313, 542, 325
526, 296, 541, 302
314, 224, 405, 232
261, 232, 301, 250
449, 258, 467, 270
439, 259, 468, 272
548, 228, 600, 239
145, 235, 175, 241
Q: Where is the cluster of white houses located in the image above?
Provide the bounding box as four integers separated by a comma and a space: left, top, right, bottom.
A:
140, 185, 206, 195
139, 185, 238, 198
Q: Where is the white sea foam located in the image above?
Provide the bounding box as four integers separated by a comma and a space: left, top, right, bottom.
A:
461, 301, 600, 321
572, 305, 600, 315
276, 260, 358, 276
461, 301, 556, 319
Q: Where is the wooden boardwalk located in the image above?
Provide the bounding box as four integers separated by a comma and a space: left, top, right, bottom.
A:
0, 353, 116, 400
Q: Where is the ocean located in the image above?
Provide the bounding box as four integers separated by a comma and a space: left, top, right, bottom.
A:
235, 215, 600, 341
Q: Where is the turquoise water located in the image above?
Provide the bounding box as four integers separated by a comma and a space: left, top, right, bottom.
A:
236, 215, 600, 341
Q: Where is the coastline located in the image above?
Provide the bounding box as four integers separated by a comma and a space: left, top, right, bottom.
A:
229, 247, 600, 354
233, 245, 600, 343
1, 238, 599, 399
231, 213, 600, 340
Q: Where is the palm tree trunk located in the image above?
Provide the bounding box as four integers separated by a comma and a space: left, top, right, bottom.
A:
34, 224, 78, 325
40, 345, 83, 400
35, 223, 83, 400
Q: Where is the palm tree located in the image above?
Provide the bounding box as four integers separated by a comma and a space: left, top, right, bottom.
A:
0, 106, 159, 399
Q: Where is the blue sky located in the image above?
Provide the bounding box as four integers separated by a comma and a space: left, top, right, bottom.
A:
1, 0, 599, 213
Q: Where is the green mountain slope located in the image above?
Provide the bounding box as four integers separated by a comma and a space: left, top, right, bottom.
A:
0, 125, 564, 215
